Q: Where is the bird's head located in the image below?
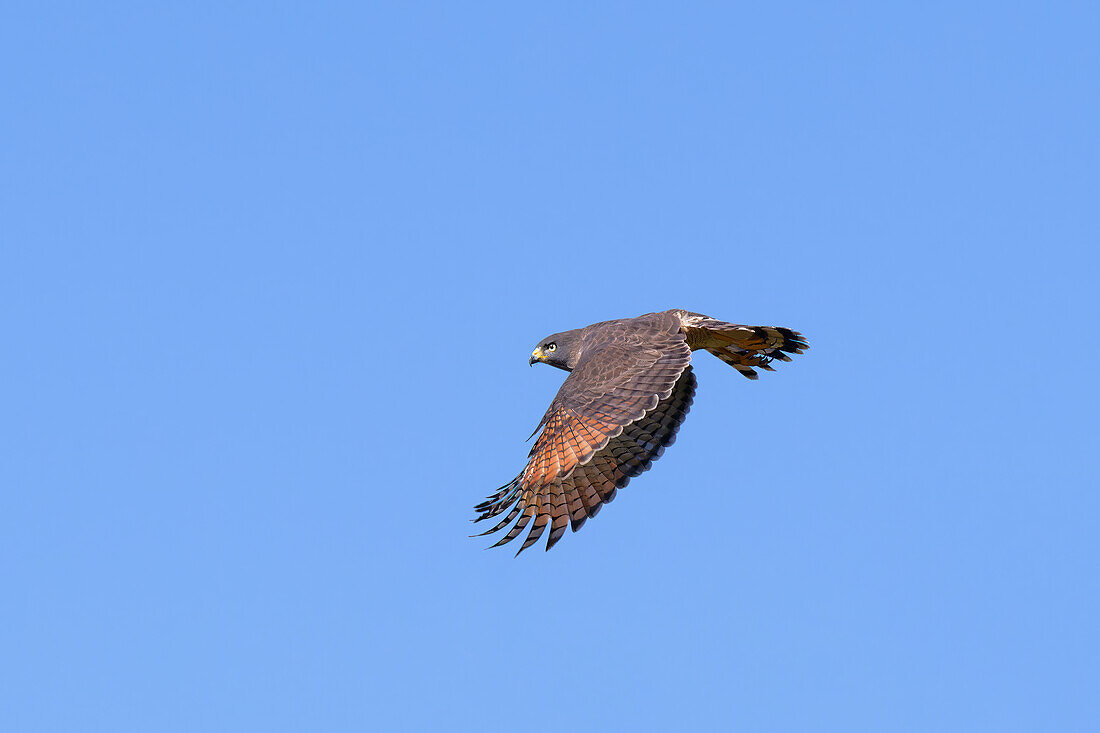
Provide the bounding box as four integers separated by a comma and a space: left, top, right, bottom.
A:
529, 329, 582, 371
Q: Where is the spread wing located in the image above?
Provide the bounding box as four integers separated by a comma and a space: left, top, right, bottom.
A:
473, 322, 693, 554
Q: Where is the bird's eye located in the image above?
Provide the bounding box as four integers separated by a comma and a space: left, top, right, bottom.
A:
546, 343, 556, 352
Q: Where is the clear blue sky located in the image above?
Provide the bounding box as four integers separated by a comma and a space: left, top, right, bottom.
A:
2, 2, 1097, 731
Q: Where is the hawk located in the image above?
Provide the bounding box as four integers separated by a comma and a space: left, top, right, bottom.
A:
472, 309, 808, 554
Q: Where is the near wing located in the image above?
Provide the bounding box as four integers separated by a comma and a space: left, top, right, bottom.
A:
473, 335, 693, 554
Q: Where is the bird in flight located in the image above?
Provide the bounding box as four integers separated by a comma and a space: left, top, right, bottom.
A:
471, 309, 807, 554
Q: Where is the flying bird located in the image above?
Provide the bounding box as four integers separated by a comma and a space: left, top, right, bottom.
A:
472, 309, 807, 554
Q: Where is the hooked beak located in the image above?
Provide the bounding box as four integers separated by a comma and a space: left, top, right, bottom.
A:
529, 347, 543, 366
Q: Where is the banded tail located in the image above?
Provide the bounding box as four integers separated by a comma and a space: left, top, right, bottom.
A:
672, 310, 809, 380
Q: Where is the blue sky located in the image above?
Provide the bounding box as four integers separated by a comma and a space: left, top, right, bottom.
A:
2, 2, 1098, 731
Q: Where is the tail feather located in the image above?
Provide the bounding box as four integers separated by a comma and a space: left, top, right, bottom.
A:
706, 347, 771, 379
677, 312, 807, 379
704, 324, 808, 355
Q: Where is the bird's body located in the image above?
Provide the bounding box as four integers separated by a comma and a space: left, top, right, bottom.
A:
472, 309, 807, 554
